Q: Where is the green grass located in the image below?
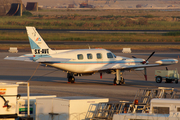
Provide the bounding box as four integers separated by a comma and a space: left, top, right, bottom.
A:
0, 31, 180, 42
0, 11, 180, 45
0, 15, 180, 30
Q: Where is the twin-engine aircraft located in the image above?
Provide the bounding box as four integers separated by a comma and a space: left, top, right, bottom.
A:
5, 27, 178, 85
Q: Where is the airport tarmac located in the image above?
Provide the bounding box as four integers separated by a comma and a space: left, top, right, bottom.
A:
0, 52, 180, 102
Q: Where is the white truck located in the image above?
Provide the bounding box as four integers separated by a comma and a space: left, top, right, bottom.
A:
155, 68, 179, 84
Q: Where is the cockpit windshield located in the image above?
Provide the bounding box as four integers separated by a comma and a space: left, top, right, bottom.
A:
112, 53, 116, 58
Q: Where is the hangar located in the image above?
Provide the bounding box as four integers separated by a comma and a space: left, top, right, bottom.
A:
0, 0, 22, 16
0, 0, 38, 16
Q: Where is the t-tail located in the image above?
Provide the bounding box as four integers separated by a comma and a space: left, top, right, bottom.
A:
26, 26, 55, 60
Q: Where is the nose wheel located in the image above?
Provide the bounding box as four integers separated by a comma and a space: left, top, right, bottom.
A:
114, 69, 125, 85
114, 77, 124, 85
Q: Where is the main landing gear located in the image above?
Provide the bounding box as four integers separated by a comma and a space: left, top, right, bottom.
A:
114, 69, 125, 85
67, 73, 75, 83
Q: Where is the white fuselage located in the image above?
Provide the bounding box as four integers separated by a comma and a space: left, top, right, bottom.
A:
43, 49, 145, 73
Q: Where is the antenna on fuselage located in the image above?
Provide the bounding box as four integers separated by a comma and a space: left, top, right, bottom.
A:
88, 44, 91, 49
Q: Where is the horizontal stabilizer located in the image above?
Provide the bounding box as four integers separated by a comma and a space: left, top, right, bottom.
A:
4, 56, 33, 62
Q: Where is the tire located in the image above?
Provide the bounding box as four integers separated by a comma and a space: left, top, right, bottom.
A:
114, 77, 120, 85
71, 77, 75, 83
68, 76, 75, 83
175, 79, 178, 84
166, 79, 172, 83
114, 77, 124, 85
68, 78, 71, 82
156, 76, 162, 83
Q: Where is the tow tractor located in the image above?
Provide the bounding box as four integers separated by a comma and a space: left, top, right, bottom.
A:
155, 68, 179, 84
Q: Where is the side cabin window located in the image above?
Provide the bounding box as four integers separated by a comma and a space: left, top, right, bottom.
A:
87, 53, 93, 59
96, 53, 102, 59
153, 107, 169, 114
77, 54, 83, 60
107, 53, 114, 58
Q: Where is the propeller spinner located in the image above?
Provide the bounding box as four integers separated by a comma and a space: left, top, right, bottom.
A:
141, 51, 155, 64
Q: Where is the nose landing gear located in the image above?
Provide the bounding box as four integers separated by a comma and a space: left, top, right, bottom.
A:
114, 77, 124, 85
114, 69, 125, 85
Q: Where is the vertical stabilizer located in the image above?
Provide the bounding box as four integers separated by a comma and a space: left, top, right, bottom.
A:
26, 26, 55, 55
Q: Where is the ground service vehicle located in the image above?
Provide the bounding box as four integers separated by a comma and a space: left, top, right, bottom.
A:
155, 68, 179, 84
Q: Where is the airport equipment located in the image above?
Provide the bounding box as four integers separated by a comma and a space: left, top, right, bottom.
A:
113, 98, 180, 120
0, 83, 19, 119
127, 87, 179, 114
36, 96, 109, 120
17, 94, 56, 119
122, 48, 131, 53
90, 87, 180, 120
8, 47, 18, 53
155, 68, 179, 83
16, 82, 31, 118
0, 82, 56, 120
88, 101, 131, 120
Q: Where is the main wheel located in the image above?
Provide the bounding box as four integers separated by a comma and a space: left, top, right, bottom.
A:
156, 76, 162, 83
68, 76, 75, 83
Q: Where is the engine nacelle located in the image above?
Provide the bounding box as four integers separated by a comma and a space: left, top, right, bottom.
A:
155, 59, 178, 65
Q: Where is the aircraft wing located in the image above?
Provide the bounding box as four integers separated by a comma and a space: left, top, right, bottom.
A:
86, 59, 178, 72
111, 64, 160, 70
86, 64, 160, 72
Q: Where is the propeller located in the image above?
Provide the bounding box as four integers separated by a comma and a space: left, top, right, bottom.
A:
142, 51, 155, 81
132, 52, 155, 81
141, 51, 155, 64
